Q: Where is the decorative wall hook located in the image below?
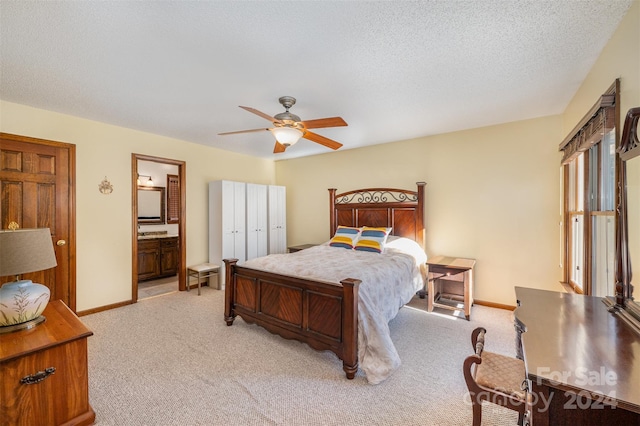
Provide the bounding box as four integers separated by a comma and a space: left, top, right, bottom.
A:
98, 177, 113, 194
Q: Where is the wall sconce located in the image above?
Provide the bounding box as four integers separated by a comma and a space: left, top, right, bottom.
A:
137, 174, 154, 187
98, 176, 113, 194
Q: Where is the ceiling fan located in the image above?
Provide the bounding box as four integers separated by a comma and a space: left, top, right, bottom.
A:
218, 96, 348, 154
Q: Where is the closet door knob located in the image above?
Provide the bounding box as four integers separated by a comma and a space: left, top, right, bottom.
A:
56, 240, 66, 246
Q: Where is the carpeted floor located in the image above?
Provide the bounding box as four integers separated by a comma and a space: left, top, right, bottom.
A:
82, 287, 519, 425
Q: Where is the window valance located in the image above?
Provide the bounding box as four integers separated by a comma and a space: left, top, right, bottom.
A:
559, 93, 616, 165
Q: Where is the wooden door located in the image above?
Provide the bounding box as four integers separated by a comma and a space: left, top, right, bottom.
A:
0, 133, 76, 311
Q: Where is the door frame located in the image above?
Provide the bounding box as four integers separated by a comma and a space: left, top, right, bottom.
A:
132, 154, 186, 302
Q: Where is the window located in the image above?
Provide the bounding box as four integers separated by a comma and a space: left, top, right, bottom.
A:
567, 154, 585, 291
560, 80, 618, 296
166, 174, 180, 224
589, 130, 616, 297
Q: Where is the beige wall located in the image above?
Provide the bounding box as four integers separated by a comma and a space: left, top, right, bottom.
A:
276, 116, 563, 306
563, 0, 639, 127
277, 0, 640, 307
0, 101, 275, 311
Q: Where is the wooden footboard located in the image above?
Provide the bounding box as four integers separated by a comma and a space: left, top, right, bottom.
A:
223, 258, 361, 379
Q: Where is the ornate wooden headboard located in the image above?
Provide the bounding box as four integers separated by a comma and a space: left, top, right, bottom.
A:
328, 182, 426, 249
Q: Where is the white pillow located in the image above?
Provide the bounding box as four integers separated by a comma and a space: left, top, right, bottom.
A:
385, 236, 427, 264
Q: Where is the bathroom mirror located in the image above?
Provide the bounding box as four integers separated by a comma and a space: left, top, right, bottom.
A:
137, 186, 165, 224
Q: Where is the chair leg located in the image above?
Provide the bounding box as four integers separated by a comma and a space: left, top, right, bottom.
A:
471, 399, 482, 426
517, 410, 524, 426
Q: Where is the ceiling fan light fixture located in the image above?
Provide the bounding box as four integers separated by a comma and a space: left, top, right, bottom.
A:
270, 127, 303, 147
220, 97, 346, 153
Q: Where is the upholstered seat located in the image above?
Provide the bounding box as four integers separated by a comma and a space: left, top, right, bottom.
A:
187, 263, 220, 295
463, 327, 527, 426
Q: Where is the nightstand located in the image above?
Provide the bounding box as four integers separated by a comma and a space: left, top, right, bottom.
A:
0, 300, 95, 425
287, 244, 318, 253
426, 255, 476, 320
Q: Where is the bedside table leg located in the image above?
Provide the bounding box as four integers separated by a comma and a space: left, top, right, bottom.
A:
464, 269, 472, 320
418, 263, 427, 298
427, 275, 434, 312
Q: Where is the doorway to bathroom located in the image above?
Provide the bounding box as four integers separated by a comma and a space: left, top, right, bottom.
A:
132, 154, 186, 302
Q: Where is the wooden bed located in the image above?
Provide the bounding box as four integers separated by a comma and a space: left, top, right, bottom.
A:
223, 182, 426, 379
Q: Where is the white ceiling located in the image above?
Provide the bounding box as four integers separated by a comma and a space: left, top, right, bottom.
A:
0, 1, 633, 160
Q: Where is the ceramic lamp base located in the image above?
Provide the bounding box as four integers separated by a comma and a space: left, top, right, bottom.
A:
0, 315, 46, 334
0, 279, 51, 328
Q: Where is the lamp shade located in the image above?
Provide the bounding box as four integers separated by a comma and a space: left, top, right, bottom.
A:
0, 228, 57, 277
270, 127, 303, 146
0, 228, 57, 330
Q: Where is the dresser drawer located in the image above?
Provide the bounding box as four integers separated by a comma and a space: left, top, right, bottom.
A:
160, 236, 178, 248
1, 339, 92, 426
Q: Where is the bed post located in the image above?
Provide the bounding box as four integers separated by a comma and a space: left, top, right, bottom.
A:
416, 182, 426, 250
223, 258, 238, 326
329, 188, 337, 238
340, 277, 361, 379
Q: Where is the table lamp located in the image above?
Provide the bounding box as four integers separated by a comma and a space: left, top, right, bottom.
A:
0, 227, 57, 333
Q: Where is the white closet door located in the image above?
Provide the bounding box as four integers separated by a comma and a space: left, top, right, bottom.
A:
246, 183, 268, 260
210, 180, 247, 289
268, 185, 287, 254
255, 185, 268, 258
219, 181, 236, 260
232, 181, 246, 262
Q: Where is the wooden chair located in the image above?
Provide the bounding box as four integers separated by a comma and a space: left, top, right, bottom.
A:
463, 327, 527, 426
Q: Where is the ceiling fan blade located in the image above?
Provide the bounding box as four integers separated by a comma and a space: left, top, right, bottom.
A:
239, 106, 283, 124
218, 128, 269, 136
273, 141, 287, 153
301, 117, 348, 129
303, 131, 343, 150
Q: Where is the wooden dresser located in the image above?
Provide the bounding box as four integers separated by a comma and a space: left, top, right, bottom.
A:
514, 287, 640, 425
0, 300, 95, 426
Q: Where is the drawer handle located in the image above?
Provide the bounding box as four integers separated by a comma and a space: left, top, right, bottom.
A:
20, 367, 56, 385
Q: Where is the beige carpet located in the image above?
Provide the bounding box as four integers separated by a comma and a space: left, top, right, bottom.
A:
82, 287, 519, 425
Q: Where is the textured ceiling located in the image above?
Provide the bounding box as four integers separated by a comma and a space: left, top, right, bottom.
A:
0, 1, 633, 160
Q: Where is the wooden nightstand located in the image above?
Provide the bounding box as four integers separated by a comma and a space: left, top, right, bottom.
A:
426, 255, 476, 320
287, 244, 318, 253
0, 300, 95, 425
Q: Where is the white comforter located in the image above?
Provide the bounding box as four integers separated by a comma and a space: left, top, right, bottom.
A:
240, 237, 426, 384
